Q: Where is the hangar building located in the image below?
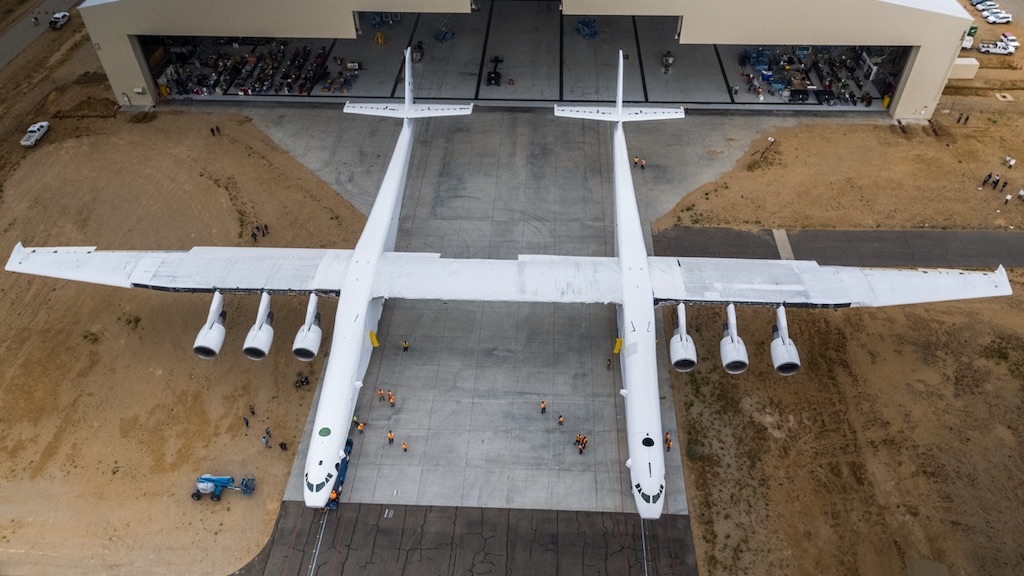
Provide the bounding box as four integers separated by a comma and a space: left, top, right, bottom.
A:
79, 0, 971, 120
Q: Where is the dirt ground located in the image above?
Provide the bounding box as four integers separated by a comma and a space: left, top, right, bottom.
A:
0, 20, 365, 576
0, 2, 1021, 576
650, 19, 1024, 574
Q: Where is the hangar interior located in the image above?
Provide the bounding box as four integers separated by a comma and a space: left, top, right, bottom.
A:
80, 0, 969, 123
139, 15, 912, 110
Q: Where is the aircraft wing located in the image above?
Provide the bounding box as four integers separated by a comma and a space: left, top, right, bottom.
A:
5, 243, 353, 294
374, 253, 623, 304
648, 256, 1011, 308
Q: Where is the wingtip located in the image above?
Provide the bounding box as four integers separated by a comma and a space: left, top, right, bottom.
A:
995, 264, 1013, 294
6, 242, 24, 271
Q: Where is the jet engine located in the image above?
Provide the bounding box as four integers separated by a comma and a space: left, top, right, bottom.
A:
243, 292, 275, 361
292, 294, 323, 361
769, 305, 801, 376
668, 303, 697, 372
719, 303, 749, 374
193, 291, 227, 360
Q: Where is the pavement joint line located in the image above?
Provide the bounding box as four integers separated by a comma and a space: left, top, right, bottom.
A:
772, 228, 795, 260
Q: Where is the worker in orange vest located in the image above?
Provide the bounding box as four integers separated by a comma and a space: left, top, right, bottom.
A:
357, 422, 365, 434
388, 430, 394, 445
540, 400, 546, 414
402, 441, 408, 452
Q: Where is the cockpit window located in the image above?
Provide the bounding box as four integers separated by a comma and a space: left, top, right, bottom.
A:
642, 437, 655, 447
635, 482, 665, 504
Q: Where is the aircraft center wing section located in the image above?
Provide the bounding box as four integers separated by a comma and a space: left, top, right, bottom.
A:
374, 253, 623, 304
649, 256, 1011, 308
6, 243, 353, 294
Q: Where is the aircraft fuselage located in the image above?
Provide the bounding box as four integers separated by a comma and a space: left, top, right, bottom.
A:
611, 122, 666, 519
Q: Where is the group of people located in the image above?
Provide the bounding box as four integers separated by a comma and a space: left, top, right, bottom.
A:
982, 155, 1024, 204
376, 387, 397, 407
574, 434, 590, 454
354, 416, 409, 451
244, 404, 288, 450
251, 221, 270, 243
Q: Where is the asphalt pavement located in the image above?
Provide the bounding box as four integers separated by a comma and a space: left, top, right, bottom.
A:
0, 0, 80, 70
653, 226, 1024, 268
237, 503, 696, 576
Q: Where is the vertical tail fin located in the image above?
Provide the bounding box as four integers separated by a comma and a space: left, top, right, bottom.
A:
345, 48, 473, 119
404, 46, 414, 112
554, 50, 685, 122
615, 50, 624, 118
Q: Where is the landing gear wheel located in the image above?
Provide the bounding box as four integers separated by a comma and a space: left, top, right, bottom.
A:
191, 490, 202, 500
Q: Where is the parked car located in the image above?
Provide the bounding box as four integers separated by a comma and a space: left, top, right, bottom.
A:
20, 122, 49, 147
975, 1, 999, 10
971, 0, 990, 5
988, 12, 1013, 23
48, 12, 69, 29
1001, 32, 1020, 47
963, 35, 975, 49
978, 40, 1015, 54
982, 8, 1006, 18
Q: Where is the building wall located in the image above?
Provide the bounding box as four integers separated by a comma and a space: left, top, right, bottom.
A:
562, 0, 972, 119
79, 0, 469, 106
82, 0, 970, 118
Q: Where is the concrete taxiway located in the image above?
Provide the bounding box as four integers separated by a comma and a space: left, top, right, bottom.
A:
232, 104, 723, 574
222, 105, 1016, 574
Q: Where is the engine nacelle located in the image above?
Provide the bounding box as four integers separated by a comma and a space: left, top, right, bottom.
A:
669, 303, 697, 372
243, 292, 275, 361
769, 305, 801, 376
292, 294, 323, 361
719, 303, 749, 374
193, 291, 227, 360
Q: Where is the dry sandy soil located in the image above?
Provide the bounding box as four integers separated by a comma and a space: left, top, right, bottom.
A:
0, 2, 1021, 576
652, 65, 1024, 576
0, 19, 364, 575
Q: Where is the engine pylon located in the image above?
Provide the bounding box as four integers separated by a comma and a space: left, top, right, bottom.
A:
243, 292, 275, 361
669, 303, 697, 372
719, 303, 749, 374
292, 294, 323, 361
769, 305, 801, 376
193, 291, 227, 359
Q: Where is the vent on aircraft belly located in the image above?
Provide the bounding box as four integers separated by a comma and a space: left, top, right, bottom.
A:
642, 437, 655, 447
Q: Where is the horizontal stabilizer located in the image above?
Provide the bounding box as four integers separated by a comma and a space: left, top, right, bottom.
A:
344, 102, 473, 119
554, 105, 685, 122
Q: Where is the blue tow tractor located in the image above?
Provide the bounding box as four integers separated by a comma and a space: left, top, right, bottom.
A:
191, 474, 256, 501
326, 439, 354, 510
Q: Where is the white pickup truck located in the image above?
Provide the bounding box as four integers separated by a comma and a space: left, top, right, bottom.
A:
20, 122, 49, 147
978, 40, 1016, 54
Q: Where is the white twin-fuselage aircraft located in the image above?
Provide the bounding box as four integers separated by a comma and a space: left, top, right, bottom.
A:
6, 49, 1011, 520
